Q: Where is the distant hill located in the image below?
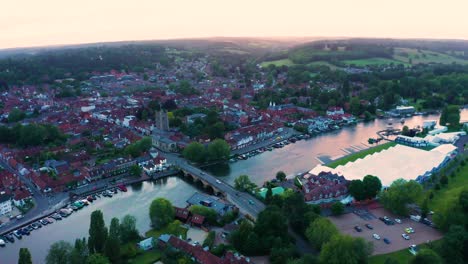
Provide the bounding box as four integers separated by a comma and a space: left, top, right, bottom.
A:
260, 38, 468, 68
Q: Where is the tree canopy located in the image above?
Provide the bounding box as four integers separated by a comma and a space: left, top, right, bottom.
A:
379, 179, 423, 215
305, 217, 339, 250
149, 198, 175, 229
18, 248, 33, 264
234, 175, 257, 193
319, 235, 373, 264
46, 241, 73, 264
88, 210, 108, 254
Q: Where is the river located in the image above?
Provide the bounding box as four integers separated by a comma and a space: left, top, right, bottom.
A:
206, 110, 468, 185
2, 110, 467, 263
1, 177, 201, 263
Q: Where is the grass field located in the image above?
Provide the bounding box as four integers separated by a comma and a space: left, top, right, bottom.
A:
327, 142, 397, 168
428, 159, 468, 213
128, 250, 161, 264
393, 48, 468, 65
343, 57, 409, 67
260, 58, 295, 67
307, 61, 341, 70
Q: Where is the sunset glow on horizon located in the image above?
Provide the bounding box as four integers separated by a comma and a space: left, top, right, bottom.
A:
2, 0, 468, 49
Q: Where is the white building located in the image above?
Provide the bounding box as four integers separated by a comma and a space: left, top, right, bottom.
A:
0, 192, 12, 216
310, 144, 457, 186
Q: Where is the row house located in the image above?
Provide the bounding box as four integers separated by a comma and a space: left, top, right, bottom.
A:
301, 171, 349, 204
158, 235, 251, 264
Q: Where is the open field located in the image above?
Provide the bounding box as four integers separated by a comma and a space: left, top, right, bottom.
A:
260, 58, 295, 67
307, 61, 341, 70
330, 207, 443, 256
393, 48, 468, 65
343, 57, 409, 66
327, 142, 397, 168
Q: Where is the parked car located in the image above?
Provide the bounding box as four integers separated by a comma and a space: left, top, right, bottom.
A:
409, 245, 418, 255
383, 238, 391, 244
365, 224, 374, 230
405, 227, 415, 234
402, 234, 410, 240
373, 234, 381, 240
354, 226, 363, 232
248, 199, 254, 205
395, 218, 402, 224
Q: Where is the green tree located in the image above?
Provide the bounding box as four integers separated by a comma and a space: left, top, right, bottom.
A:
119, 215, 140, 243
331, 202, 345, 216
234, 175, 257, 193
363, 175, 382, 199
88, 210, 108, 254
379, 179, 423, 215
348, 180, 366, 201
8, 108, 26, 123
276, 171, 287, 181
440, 175, 448, 185
104, 218, 120, 264
440, 105, 460, 128
18, 248, 32, 264
70, 238, 88, 264
149, 198, 175, 229
129, 164, 142, 177
438, 225, 468, 263
402, 125, 410, 136
319, 235, 373, 264
189, 205, 218, 225
409, 249, 443, 264
46, 241, 73, 264
86, 253, 110, 264
306, 217, 339, 250
182, 142, 206, 163
207, 139, 230, 161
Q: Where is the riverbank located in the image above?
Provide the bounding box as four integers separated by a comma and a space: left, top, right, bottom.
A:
0, 177, 200, 263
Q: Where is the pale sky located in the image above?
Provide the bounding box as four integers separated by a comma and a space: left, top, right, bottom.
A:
2, 0, 468, 49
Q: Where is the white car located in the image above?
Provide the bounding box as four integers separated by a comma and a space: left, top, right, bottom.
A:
402, 233, 410, 240
372, 234, 381, 240
395, 218, 402, 224
215, 180, 221, 184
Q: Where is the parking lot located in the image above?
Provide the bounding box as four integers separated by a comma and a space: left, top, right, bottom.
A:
329, 208, 443, 255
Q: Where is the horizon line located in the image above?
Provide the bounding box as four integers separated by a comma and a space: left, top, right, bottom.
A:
2, 35, 468, 53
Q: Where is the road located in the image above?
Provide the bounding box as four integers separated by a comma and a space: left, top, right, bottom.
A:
165, 153, 265, 217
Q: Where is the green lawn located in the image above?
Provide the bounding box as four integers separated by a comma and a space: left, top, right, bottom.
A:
260, 58, 295, 67
307, 61, 341, 70
343, 57, 409, 67
369, 247, 413, 264
128, 250, 161, 264
145, 222, 188, 240
428, 160, 468, 213
327, 142, 397, 168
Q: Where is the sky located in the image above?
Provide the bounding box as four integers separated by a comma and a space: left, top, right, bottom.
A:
2, 0, 468, 49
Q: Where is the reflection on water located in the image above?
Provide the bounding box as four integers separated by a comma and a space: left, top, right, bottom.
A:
203, 162, 231, 177
207, 111, 467, 185
1, 177, 199, 263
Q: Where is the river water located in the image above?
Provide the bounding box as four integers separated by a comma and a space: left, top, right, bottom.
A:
1, 177, 201, 263
2, 110, 467, 263
206, 110, 468, 185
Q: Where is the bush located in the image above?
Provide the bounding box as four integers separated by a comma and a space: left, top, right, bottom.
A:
440, 175, 448, 185
331, 202, 345, 216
